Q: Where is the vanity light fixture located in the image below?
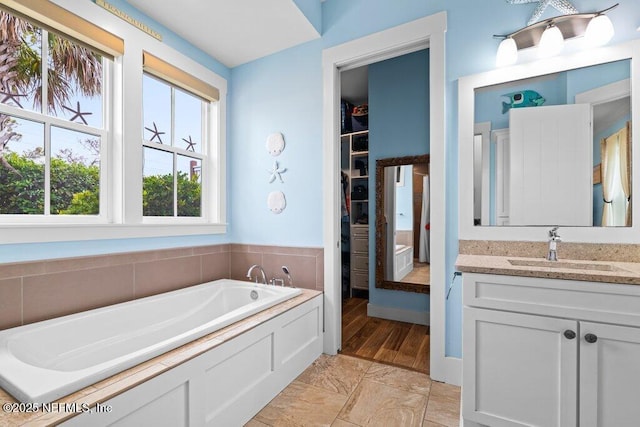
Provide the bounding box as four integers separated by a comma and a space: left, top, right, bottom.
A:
495, 3, 619, 67
538, 24, 565, 57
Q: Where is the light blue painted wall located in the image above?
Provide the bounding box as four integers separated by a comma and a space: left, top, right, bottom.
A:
232, 0, 640, 357
293, 0, 322, 35
395, 166, 413, 231
228, 40, 324, 245
475, 74, 567, 131
367, 49, 430, 314
0, 235, 228, 263
565, 59, 631, 102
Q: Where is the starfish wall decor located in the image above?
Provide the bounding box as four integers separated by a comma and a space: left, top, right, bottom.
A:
506, 0, 579, 25
182, 135, 196, 152
0, 90, 25, 109
144, 122, 165, 143
62, 101, 92, 125
267, 160, 287, 183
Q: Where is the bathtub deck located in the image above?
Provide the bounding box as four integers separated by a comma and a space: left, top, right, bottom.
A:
0, 288, 321, 427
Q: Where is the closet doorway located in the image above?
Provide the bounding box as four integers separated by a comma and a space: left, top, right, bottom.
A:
338, 53, 431, 374
322, 12, 449, 384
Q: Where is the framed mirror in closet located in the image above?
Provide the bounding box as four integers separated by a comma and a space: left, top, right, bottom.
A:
375, 155, 431, 294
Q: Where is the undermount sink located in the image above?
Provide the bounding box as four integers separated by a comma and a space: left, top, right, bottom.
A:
507, 258, 626, 272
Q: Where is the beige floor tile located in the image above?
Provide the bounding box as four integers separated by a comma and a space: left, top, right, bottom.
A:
254, 380, 348, 426
424, 382, 461, 427
245, 419, 270, 427
338, 379, 427, 427
364, 362, 431, 396
332, 419, 360, 426
422, 421, 447, 427
296, 354, 371, 395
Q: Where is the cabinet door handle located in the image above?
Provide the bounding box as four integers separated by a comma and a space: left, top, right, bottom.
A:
585, 333, 598, 344
563, 330, 576, 340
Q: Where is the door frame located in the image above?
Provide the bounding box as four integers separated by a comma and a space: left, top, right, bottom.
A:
322, 12, 455, 384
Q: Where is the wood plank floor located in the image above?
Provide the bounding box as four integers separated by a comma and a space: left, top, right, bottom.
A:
340, 297, 430, 374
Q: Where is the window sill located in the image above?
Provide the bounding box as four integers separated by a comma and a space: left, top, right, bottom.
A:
0, 223, 227, 244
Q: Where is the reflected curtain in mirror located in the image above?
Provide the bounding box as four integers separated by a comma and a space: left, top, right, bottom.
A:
600, 122, 631, 226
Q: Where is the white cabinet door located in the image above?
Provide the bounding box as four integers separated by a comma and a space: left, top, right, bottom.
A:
509, 104, 592, 226
463, 308, 578, 427
579, 322, 640, 427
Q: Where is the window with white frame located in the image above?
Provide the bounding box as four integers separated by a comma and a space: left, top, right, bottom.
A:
0, 2, 225, 243
0, 8, 112, 218
142, 74, 206, 217
142, 52, 218, 220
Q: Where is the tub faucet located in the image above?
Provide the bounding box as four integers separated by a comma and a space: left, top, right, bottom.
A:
547, 227, 561, 261
246, 264, 267, 284
282, 266, 293, 287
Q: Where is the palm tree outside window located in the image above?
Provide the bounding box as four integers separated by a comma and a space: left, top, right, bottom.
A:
0, 10, 106, 216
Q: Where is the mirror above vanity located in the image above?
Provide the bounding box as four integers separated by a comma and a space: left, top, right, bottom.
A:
459, 40, 640, 243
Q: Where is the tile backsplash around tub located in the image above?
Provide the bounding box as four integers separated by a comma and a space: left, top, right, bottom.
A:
0, 244, 323, 330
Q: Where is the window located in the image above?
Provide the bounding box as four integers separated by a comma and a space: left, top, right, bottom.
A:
142, 52, 219, 220
0, 7, 113, 218
142, 74, 206, 217
0, 2, 226, 243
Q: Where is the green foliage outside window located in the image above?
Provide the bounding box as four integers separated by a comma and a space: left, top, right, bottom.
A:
0, 152, 99, 214
143, 172, 201, 217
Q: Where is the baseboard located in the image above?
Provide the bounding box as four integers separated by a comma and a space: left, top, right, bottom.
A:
367, 303, 429, 326
445, 355, 462, 386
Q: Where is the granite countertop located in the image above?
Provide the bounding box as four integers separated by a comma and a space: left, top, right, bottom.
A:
456, 254, 640, 285
0, 289, 322, 427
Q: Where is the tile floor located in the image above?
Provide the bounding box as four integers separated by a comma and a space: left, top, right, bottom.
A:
247, 354, 461, 427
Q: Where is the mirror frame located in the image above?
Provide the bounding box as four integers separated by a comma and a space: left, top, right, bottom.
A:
458, 40, 640, 243
375, 154, 430, 293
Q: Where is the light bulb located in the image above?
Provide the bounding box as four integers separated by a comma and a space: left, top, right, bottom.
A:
585, 15, 614, 47
539, 25, 564, 57
496, 37, 518, 67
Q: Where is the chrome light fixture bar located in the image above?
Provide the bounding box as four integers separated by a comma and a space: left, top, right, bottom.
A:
496, 3, 619, 67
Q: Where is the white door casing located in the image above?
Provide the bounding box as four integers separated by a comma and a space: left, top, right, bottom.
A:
322, 12, 454, 384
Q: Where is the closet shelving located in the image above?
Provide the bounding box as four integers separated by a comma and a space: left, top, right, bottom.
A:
341, 130, 369, 293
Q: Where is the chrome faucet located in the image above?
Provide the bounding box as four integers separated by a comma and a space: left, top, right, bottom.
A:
547, 227, 561, 261
282, 266, 293, 287
246, 264, 267, 284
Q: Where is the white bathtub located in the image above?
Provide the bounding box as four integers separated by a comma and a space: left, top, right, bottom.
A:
0, 279, 301, 404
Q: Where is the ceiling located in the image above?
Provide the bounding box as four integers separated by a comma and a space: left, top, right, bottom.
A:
593, 96, 630, 135
125, 0, 320, 68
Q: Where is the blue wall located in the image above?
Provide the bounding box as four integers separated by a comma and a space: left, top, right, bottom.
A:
293, 0, 322, 35
237, 0, 640, 358
367, 49, 430, 314
3, 0, 640, 357
227, 40, 324, 245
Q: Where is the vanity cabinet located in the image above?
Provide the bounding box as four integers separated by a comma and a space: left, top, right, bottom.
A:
463, 273, 640, 427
